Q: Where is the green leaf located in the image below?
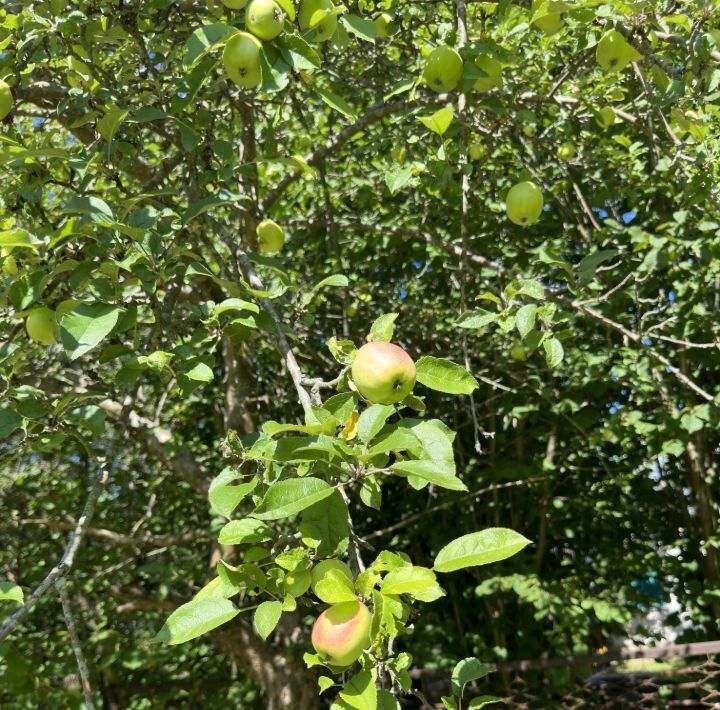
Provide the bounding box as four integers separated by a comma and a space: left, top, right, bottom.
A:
184, 23, 233, 67
516, 304, 537, 339
341, 15, 377, 42
0, 582, 24, 604
359, 475, 381, 509
381, 566, 444, 601
314, 569, 357, 603
377, 689, 401, 710
434, 528, 531, 573
339, 670, 377, 710
64, 195, 114, 220
0, 228, 42, 251
451, 657, 494, 696
390, 459, 467, 491
209, 469, 258, 518
415, 356, 478, 395
153, 598, 239, 645
457, 310, 497, 330
576, 249, 619, 284
300, 490, 350, 556
418, 107, 454, 136
385, 165, 416, 195
357, 404, 394, 443
218, 518, 273, 545
318, 676, 336, 695
508, 279, 545, 300
0, 409, 23, 438
254, 600, 282, 640
253, 477, 334, 520
97, 107, 129, 144
59, 303, 122, 361
543, 337, 564, 368
369, 313, 398, 342
315, 87, 357, 120
328, 337, 357, 365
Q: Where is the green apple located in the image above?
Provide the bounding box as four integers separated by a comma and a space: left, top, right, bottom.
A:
299, 0, 337, 42
596, 106, 616, 128
26, 307, 57, 345
468, 140, 485, 160
596, 29, 641, 72
223, 32, 263, 89
352, 341, 416, 405
0, 79, 13, 121
374, 12, 393, 39
311, 559, 353, 596
256, 219, 284, 254
246, 0, 285, 41
531, 0, 565, 35
311, 600, 371, 666
510, 345, 526, 361
523, 124, 537, 137
422, 46, 463, 93
506, 181, 543, 226
558, 142, 575, 160
221, 0, 247, 8
473, 54, 502, 92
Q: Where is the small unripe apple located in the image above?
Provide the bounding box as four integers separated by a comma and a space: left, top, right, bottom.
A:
311, 600, 371, 666
523, 124, 537, 138
596, 106, 616, 128
473, 54, 502, 92
26, 307, 57, 345
510, 345, 526, 361
299, 0, 337, 42
374, 12, 393, 39
221, 0, 247, 8
311, 559, 353, 595
223, 31, 263, 88
596, 29, 641, 73
256, 219, 284, 254
0, 79, 13, 121
246, 0, 285, 41
506, 181, 543, 226
468, 140, 485, 160
352, 341, 416, 405
422, 46, 463, 93
558, 142, 575, 160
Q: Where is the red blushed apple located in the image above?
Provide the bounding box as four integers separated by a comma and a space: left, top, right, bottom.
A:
311, 600, 371, 666
351, 341, 416, 405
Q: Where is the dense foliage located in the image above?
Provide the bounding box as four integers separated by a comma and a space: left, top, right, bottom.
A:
1, 0, 720, 707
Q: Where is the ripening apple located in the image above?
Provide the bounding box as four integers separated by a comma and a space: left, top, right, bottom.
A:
531, 0, 565, 35
0, 79, 13, 121
221, 0, 247, 8
311, 559, 353, 596
596, 29, 641, 72
374, 12, 393, 39
422, 46, 463, 93
558, 142, 575, 160
596, 106, 616, 128
473, 54, 502, 92
246, 0, 285, 41
352, 341, 416, 405
299, 0, 337, 42
311, 600, 371, 666
506, 181, 544, 226
26, 307, 57, 346
256, 219, 284, 254
223, 32, 263, 89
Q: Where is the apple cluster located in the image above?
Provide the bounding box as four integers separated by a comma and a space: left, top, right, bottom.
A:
221, 0, 339, 89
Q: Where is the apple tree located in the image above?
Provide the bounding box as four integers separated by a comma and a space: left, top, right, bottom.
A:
2, 0, 720, 707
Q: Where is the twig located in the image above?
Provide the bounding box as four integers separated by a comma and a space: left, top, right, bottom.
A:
235, 249, 313, 413
56, 578, 95, 709
0, 461, 109, 642
575, 304, 715, 402
366, 477, 545, 540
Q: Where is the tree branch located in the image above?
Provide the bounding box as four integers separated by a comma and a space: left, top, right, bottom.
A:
0, 462, 109, 642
